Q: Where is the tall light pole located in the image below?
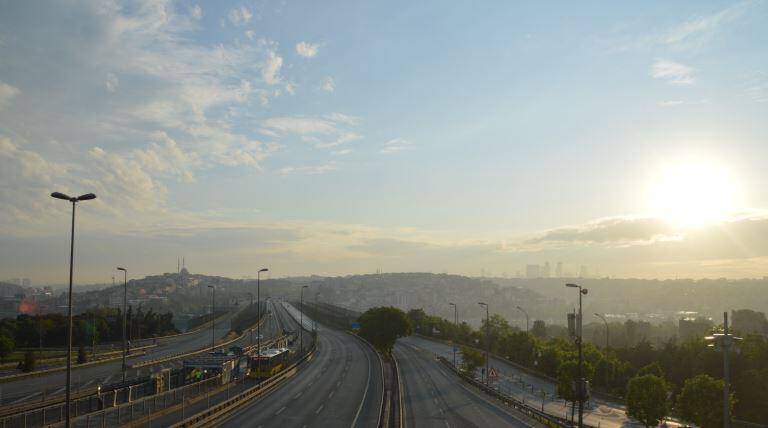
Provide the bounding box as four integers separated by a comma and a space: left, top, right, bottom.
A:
449, 302, 457, 368
516, 306, 529, 333
256, 268, 268, 378
314, 292, 320, 333
478, 302, 489, 386
247, 292, 254, 345
705, 312, 741, 428
566, 283, 588, 428
594, 313, 609, 350
116, 267, 128, 383
300, 285, 308, 353
51, 191, 96, 428
208, 285, 215, 352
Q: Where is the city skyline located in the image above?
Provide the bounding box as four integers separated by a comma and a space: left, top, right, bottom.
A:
1, 1, 768, 283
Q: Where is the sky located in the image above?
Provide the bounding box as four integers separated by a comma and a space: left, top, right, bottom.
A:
1, 0, 768, 284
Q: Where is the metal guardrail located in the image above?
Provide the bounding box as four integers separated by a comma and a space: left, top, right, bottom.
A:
170, 343, 318, 428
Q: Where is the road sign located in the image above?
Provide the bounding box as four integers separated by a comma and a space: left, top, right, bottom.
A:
488, 367, 498, 381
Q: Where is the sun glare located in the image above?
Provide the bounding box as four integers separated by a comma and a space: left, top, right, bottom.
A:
650, 161, 738, 226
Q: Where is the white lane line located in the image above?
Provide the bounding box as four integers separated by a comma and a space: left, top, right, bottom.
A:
11, 392, 41, 404
315, 404, 324, 414
104, 374, 115, 384
275, 406, 286, 415
52, 387, 65, 395
82, 379, 94, 388
350, 338, 373, 428
444, 421, 450, 428
328, 390, 335, 399
294, 392, 303, 399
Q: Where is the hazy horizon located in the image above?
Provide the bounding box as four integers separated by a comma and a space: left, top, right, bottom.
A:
2, 1, 768, 284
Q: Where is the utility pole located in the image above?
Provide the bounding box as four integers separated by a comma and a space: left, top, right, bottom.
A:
478, 302, 489, 386
449, 302, 457, 368
208, 285, 215, 352
116, 267, 128, 384
566, 283, 588, 428
705, 312, 741, 428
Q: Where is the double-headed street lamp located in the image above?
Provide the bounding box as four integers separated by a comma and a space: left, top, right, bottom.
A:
594, 313, 609, 350
448, 302, 458, 368
208, 285, 215, 352
116, 267, 128, 383
516, 306, 529, 333
566, 283, 588, 428
705, 312, 742, 428
50, 191, 96, 428
478, 302, 490, 386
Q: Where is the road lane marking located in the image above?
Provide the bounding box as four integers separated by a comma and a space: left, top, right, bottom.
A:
11, 392, 40, 404
275, 406, 286, 415
328, 390, 334, 399
315, 404, 324, 414
294, 392, 303, 399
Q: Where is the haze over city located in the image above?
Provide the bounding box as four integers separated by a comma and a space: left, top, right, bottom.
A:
2, 0, 768, 284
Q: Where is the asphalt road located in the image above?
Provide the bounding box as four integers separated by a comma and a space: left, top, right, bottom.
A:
217, 324, 383, 427
400, 336, 684, 428
0, 302, 255, 407
395, 339, 541, 428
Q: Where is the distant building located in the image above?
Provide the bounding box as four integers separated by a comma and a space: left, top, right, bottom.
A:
542, 262, 551, 278
525, 264, 541, 279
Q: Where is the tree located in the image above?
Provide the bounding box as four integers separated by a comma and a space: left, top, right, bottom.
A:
678, 374, 731, 428
358, 307, 412, 354
531, 320, 547, 338
626, 374, 668, 427
77, 345, 87, 364
460, 346, 485, 377
22, 350, 35, 372
637, 361, 664, 378
0, 334, 14, 364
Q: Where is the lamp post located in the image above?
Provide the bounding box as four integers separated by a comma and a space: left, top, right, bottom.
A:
516, 306, 529, 333
314, 292, 319, 333
116, 267, 128, 383
594, 313, 609, 350
208, 286, 215, 352
300, 285, 308, 353
478, 302, 489, 386
566, 283, 588, 428
246, 292, 254, 345
448, 302, 457, 368
705, 312, 742, 428
50, 191, 96, 428
256, 268, 268, 378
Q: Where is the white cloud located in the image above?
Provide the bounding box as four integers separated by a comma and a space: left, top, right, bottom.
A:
228, 7, 252, 25
321, 76, 335, 93
190, 5, 202, 20
658, 2, 751, 49
660, 100, 684, 106
105, 73, 119, 92
295, 41, 319, 58
0, 82, 19, 109
651, 60, 695, 85
279, 161, 338, 175
332, 148, 352, 156
381, 138, 412, 154
262, 49, 283, 85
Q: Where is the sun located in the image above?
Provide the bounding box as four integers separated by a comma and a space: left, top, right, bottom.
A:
649, 160, 738, 226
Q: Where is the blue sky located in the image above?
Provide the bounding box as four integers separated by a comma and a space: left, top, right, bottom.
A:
1, 0, 767, 283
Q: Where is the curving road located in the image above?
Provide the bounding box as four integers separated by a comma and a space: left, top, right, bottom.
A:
396, 339, 541, 428
217, 324, 383, 427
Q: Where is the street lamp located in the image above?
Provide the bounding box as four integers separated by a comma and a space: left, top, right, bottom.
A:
566, 283, 588, 428
478, 302, 490, 386
246, 292, 254, 345
50, 191, 96, 428
300, 285, 308, 353
116, 267, 128, 383
314, 292, 320, 333
594, 313, 609, 350
256, 268, 268, 378
208, 285, 215, 352
705, 312, 742, 428
448, 302, 458, 368
516, 306, 529, 333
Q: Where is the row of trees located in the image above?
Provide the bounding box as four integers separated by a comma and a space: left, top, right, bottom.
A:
407, 308, 768, 425
0, 307, 178, 362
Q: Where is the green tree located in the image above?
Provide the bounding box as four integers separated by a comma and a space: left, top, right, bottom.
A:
637, 361, 665, 378
678, 374, 731, 428
77, 345, 87, 364
22, 350, 35, 372
531, 320, 547, 338
0, 334, 14, 364
460, 346, 485, 376
626, 374, 668, 427
358, 307, 412, 354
